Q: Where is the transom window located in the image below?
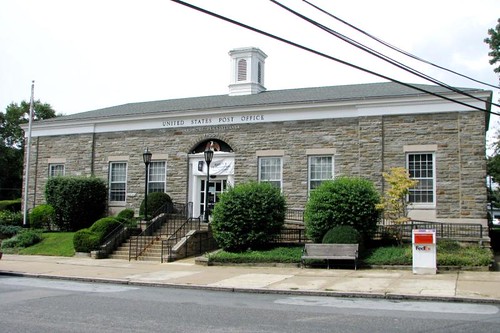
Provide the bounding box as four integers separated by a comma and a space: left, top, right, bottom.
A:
109, 162, 127, 202
148, 161, 166, 193
258, 157, 282, 189
49, 163, 65, 177
309, 156, 333, 191
407, 153, 435, 204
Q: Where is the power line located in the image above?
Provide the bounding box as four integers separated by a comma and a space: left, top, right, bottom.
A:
271, 0, 500, 109
170, 0, 497, 116
303, 0, 500, 90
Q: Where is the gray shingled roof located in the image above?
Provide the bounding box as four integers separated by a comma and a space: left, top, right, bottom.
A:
43, 82, 483, 123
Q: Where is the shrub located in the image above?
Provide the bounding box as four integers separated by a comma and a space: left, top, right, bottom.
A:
322, 225, 361, 244
304, 177, 380, 243
0, 225, 23, 237
117, 208, 135, 220
29, 204, 56, 230
72, 217, 121, 253
139, 192, 172, 218
211, 181, 286, 252
73, 229, 100, 252
1, 229, 42, 249
0, 211, 23, 226
45, 176, 107, 231
0, 199, 22, 212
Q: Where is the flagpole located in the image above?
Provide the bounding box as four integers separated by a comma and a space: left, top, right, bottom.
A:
23, 80, 35, 227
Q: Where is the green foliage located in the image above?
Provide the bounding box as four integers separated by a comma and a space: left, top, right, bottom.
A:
0, 225, 22, 237
484, 18, 500, 74
19, 232, 75, 257
322, 225, 361, 244
45, 176, 107, 231
72, 217, 121, 253
208, 246, 302, 264
139, 192, 172, 218
29, 204, 56, 230
0, 199, 22, 212
304, 177, 380, 243
363, 246, 412, 265
1, 229, 42, 249
211, 181, 286, 252
0, 211, 23, 226
73, 229, 100, 252
116, 208, 137, 228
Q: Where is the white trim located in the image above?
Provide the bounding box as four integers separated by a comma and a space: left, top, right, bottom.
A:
406, 152, 436, 208
258, 156, 283, 190
25, 91, 490, 137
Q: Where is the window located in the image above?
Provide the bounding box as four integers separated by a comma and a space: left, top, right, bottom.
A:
49, 163, 65, 177
309, 156, 333, 191
148, 161, 166, 193
257, 62, 262, 84
258, 157, 282, 189
237, 59, 247, 81
407, 153, 435, 204
109, 162, 127, 202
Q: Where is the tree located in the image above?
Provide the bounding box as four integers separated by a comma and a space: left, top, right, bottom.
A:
376, 167, 418, 245
484, 18, 500, 74
0, 100, 56, 199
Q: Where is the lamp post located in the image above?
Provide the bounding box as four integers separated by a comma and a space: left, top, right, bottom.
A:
204, 148, 214, 223
143, 147, 152, 223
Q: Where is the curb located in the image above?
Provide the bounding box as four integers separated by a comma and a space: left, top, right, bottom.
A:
1, 271, 499, 305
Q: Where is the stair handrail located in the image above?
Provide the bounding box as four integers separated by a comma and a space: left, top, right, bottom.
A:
99, 223, 129, 258
161, 216, 201, 263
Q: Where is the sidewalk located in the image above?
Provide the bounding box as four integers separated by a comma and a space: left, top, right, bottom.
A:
1, 254, 500, 304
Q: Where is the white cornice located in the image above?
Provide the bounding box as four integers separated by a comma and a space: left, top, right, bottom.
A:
25, 91, 490, 137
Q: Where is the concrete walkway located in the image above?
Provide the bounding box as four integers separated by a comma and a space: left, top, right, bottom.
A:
1, 254, 499, 303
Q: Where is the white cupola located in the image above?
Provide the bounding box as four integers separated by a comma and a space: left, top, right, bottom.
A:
228, 47, 267, 96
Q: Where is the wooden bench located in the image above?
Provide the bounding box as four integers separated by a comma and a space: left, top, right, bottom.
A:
301, 243, 359, 270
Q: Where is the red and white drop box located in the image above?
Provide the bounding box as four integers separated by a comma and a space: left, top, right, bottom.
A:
412, 229, 437, 275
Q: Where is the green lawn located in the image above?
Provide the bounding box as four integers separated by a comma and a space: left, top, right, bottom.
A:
18, 232, 75, 257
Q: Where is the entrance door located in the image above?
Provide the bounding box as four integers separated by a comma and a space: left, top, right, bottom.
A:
199, 178, 227, 220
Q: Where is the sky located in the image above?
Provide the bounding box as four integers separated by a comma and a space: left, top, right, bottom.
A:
1, 0, 499, 136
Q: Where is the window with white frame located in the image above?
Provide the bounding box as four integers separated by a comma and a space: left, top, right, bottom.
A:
308, 156, 333, 191
49, 163, 65, 177
109, 162, 127, 202
407, 153, 435, 204
258, 157, 282, 189
148, 161, 166, 193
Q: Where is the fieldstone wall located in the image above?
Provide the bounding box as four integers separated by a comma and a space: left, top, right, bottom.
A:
24, 110, 488, 224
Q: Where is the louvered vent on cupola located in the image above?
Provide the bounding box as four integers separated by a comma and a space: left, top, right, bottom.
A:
228, 47, 267, 96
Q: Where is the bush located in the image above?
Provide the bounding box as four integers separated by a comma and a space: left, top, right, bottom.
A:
322, 225, 361, 244
0, 225, 23, 237
0, 199, 22, 212
116, 208, 137, 228
211, 181, 286, 252
72, 217, 121, 253
139, 192, 172, 218
1, 229, 42, 249
73, 229, 100, 252
45, 176, 107, 231
0, 211, 23, 226
304, 177, 381, 243
29, 204, 56, 230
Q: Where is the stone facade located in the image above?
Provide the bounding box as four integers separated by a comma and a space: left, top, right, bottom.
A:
25, 108, 488, 225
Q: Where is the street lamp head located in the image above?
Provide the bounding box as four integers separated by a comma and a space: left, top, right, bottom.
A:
204, 148, 214, 164
143, 147, 152, 165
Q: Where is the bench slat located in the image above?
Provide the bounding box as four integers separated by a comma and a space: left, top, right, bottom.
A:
301, 243, 358, 270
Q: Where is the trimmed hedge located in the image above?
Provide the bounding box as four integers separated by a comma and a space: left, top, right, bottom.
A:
304, 177, 381, 243
0, 199, 21, 212
73, 217, 122, 253
29, 204, 56, 230
0, 211, 23, 226
1, 229, 42, 249
322, 225, 362, 244
45, 176, 107, 231
139, 192, 172, 218
211, 181, 286, 252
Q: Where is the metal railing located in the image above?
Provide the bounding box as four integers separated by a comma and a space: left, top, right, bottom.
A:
376, 220, 484, 240
271, 228, 308, 244
285, 208, 304, 222
161, 217, 201, 263
99, 223, 130, 257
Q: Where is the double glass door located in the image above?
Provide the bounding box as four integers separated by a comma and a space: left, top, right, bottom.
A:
199, 178, 227, 219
